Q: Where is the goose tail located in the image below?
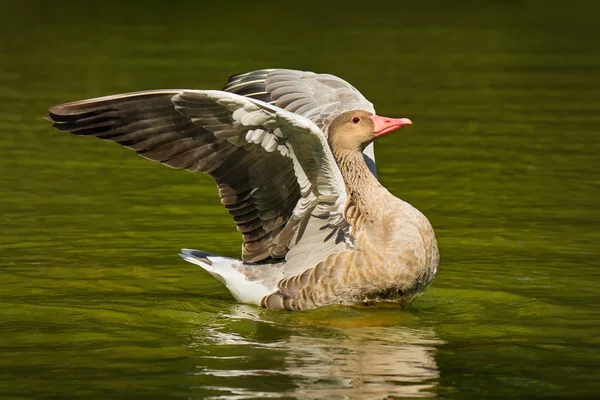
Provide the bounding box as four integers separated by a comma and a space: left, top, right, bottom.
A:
179, 248, 271, 305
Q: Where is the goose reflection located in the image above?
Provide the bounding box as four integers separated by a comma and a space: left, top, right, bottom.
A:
190, 305, 442, 399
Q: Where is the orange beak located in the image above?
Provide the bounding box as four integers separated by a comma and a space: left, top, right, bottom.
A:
370, 114, 412, 137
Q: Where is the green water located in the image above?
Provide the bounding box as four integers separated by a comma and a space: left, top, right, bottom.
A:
1, 1, 599, 398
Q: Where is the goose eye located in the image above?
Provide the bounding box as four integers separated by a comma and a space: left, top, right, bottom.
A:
352, 117, 361, 124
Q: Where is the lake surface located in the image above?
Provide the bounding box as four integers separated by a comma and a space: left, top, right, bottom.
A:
1, 1, 599, 398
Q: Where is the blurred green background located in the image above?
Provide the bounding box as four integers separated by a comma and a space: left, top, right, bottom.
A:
1, 1, 599, 399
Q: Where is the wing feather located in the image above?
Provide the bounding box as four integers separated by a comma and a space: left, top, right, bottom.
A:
46, 90, 299, 262
223, 68, 378, 178
170, 91, 350, 271
47, 83, 353, 272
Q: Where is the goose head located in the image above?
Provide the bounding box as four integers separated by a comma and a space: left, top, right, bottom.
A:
327, 110, 412, 152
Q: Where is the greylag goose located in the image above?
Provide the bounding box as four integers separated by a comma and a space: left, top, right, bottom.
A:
45, 69, 439, 310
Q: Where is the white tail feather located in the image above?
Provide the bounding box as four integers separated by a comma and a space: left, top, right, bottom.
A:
179, 249, 271, 305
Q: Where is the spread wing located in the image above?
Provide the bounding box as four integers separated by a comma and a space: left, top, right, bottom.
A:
223, 69, 378, 175
46, 90, 348, 265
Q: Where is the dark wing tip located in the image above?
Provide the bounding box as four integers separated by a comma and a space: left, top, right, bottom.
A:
44, 103, 86, 125
44, 104, 69, 123
223, 69, 279, 104
226, 68, 278, 83
44, 109, 71, 127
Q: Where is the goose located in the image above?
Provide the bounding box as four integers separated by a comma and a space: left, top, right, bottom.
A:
45, 69, 439, 310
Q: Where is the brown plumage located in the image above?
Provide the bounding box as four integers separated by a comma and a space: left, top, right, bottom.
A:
45, 69, 439, 311
261, 111, 439, 310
